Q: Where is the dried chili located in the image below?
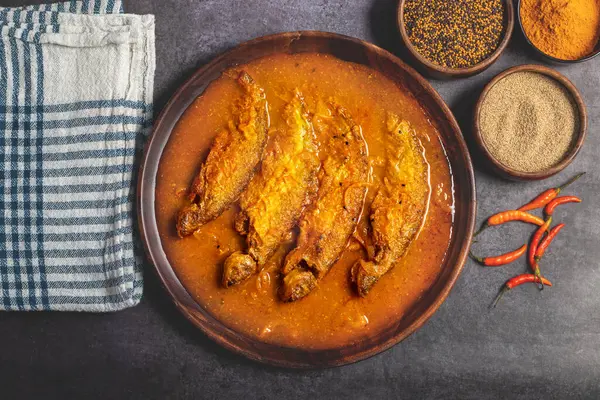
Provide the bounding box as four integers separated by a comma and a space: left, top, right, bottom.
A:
535, 223, 565, 261
518, 172, 585, 212
491, 274, 553, 308
528, 218, 552, 289
474, 210, 545, 237
544, 196, 582, 217
470, 244, 527, 266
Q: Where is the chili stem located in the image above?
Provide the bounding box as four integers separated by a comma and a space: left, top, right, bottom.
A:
473, 223, 488, 238
491, 286, 509, 309
469, 251, 484, 264
557, 172, 585, 192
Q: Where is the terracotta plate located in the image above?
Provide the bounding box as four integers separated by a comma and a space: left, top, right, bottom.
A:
138, 31, 476, 368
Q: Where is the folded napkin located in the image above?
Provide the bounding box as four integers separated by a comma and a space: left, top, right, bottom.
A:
2, 0, 123, 14
0, 0, 154, 311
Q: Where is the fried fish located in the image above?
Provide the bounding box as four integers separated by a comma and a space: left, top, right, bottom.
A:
176, 71, 269, 237
351, 113, 430, 297
280, 103, 370, 302
222, 92, 320, 287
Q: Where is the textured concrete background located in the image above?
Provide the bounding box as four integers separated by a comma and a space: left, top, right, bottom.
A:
1, 0, 599, 399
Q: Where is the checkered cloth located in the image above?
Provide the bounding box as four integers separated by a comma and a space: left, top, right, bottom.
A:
0, 0, 154, 311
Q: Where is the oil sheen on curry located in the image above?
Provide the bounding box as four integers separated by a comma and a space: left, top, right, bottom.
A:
156, 53, 454, 349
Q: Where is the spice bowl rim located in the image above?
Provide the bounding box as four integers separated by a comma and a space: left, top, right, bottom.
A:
396, 0, 515, 79
472, 64, 587, 181
517, 0, 600, 64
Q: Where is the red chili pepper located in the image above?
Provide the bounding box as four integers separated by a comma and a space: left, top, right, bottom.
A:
544, 196, 582, 217
528, 218, 552, 288
518, 172, 585, 212
474, 210, 545, 237
535, 223, 565, 261
488, 210, 545, 226
469, 244, 527, 266
491, 274, 553, 308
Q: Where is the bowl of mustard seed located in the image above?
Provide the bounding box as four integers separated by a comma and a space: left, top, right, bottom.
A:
473, 64, 587, 181
398, 0, 514, 79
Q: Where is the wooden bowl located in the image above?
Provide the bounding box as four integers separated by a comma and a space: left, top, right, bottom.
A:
473, 64, 587, 181
138, 31, 476, 368
397, 0, 514, 79
517, 0, 600, 64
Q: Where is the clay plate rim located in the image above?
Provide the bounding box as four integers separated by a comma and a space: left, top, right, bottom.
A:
473, 64, 587, 181
138, 31, 477, 368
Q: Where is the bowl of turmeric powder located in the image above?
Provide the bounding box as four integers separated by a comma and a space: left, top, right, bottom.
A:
518, 0, 600, 63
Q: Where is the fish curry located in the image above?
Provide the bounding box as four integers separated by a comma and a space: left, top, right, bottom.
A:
156, 53, 454, 349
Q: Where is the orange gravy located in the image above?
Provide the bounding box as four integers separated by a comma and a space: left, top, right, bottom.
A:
156, 53, 454, 349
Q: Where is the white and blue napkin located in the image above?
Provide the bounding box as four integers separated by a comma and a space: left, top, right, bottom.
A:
0, 0, 155, 311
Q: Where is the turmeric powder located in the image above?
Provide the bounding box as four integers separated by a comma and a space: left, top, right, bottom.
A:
520, 0, 600, 60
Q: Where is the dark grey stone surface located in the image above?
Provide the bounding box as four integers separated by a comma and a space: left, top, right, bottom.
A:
1, 0, 599, 398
